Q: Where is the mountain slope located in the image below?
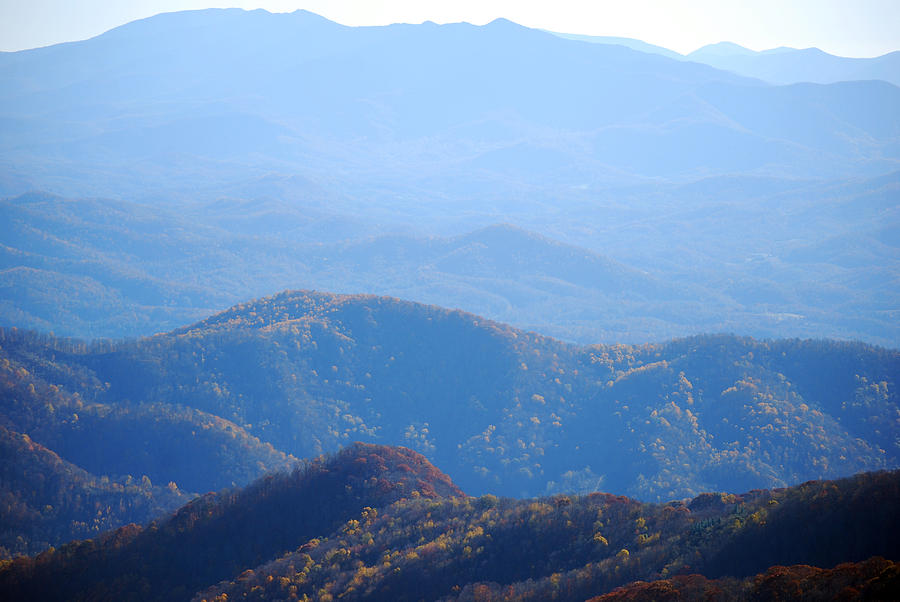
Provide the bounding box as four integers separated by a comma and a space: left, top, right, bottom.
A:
0, 424, 190, 557
0, 443, 462, 601
2, 444, 897, 601
0, 331, 294, 493
0, 327, 296, 554
591, 557, 900, 601
3, 290, 897, 504
194, 469, 900, 601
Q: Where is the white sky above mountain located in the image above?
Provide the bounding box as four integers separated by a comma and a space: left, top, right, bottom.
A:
1, 0, 898, 57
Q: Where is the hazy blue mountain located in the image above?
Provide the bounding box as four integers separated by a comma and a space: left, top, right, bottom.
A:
547, 33, 900, 87
1, 8, 898, 206
689, 41, 761, 59
1, 9, 898, 350
3, 183, 898, 347
687, 41, 900, 86
0, 192, 713, 342
545, 31, 684, 60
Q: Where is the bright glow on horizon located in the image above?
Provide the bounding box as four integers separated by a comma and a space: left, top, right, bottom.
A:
1, 0, 898, 57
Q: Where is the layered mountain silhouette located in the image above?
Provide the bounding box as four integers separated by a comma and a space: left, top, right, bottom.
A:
2, 8, 898, 601
687, 42, 900, 87
4, 185, 899, 347
1, 8, 898, 205
551, 32, 900, 87
2, 9, 898, 353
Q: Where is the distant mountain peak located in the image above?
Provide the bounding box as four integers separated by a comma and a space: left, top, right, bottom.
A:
486, 17, 518, 27
761, 45, 800, 55
689, 41, 758, 57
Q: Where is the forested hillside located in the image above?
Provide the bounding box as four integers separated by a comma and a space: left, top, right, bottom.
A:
2, 7, 897, 600
0, 329, 295, 555
0, 443, 461, 601
0, 424, 189, 558
2, 443, 897, 601
589, 557, 900, 601
197, 469, 900, 601
2, 290, 897, 514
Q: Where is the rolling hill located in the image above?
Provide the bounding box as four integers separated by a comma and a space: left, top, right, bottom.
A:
3, 290, 897, 510
3, 185, 898, 348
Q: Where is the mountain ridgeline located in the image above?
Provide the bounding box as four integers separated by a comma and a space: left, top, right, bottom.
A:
1, 442, 898, 601
0, 443, 463, 601
1, 8, 898, 201
4, 187, 899, 349
2, 291, 897, 516
552, 32, 900, 87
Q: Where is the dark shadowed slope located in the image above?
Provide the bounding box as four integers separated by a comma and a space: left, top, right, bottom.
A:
590, 557, 900, 601
0, 424, 190, 558
0, 443, 462, 601
199, 469, 900, 601
2, 447, 898, 601
0, 328, 295, 554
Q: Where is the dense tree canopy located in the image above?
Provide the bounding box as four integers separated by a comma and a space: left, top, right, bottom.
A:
2, 290, 897, 507
3, 444, 896, 601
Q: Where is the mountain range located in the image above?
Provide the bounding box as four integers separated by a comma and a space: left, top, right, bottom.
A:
550, 32, 900, 87
1, 8, 898, 351
1, 10, 899, 598
1, 7, 898, 204
3, 180, 899, 347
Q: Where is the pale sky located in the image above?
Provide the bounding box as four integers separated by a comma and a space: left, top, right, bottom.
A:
1, 0, 898, 57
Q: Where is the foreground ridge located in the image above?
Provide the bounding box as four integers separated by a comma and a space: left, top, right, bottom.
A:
6, 453, 894, 600
0, 443, 463, 600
